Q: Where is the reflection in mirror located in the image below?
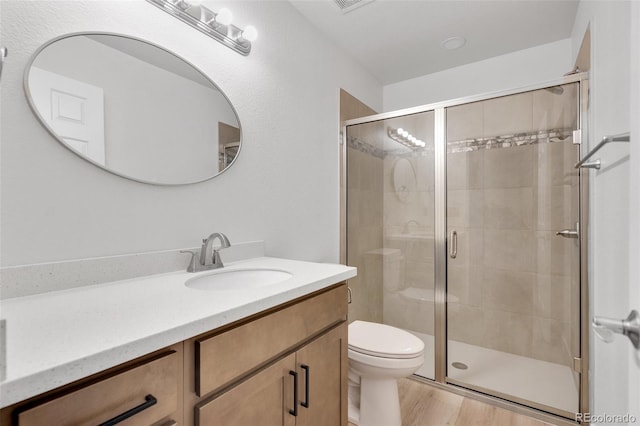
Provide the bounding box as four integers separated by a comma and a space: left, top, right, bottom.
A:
25, 33, 241, 185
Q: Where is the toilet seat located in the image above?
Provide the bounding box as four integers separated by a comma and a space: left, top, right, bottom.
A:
348, 320, 424, 359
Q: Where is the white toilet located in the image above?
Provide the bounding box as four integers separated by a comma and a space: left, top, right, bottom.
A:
348, 320, 425, 426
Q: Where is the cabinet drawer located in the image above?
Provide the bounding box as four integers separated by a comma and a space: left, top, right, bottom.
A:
195, 284, 347, 396
17, 351, 179, 426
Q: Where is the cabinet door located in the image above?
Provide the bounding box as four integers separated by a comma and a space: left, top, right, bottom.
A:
195, 353, 297, 426
296, 324, 347, 426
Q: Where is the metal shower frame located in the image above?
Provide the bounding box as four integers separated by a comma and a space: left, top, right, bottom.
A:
341, 72, 589, 425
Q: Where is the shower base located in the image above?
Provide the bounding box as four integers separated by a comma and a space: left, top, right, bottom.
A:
409, 330, 578, 414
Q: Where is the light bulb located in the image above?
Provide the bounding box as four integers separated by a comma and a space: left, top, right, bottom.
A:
242, 25, 258, 42
216, 8, 232, 25
410, 136, 417, 143
397, 128, 404, 135
401, 130, 409, 138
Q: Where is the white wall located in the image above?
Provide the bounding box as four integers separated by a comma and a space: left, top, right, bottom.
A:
383, 39, 572, 112
570, 1, 634, 423
0, 0, 382, 266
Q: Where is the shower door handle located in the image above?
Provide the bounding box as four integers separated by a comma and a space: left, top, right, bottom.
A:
449, 230, 457, 259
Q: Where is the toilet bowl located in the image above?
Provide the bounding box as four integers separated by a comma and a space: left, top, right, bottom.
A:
348, 320, 425, 426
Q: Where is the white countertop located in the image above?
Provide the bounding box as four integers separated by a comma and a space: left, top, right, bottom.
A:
0, 257, 356, 408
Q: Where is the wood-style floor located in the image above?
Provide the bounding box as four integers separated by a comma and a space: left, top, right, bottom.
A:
349, 378, 558, 426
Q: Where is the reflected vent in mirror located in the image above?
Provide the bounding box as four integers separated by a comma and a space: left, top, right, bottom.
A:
333, 0, 375, 14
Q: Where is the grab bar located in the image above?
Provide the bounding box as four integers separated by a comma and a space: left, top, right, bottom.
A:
575, 132, 630, 169
0, 47, 7, 82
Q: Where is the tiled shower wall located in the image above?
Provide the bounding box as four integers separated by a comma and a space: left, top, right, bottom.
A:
445, 85, 580, 367
346, 84, 580, 367
342, 90, 383, 324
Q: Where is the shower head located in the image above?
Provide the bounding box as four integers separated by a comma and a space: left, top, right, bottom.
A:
544, 86, 564, 95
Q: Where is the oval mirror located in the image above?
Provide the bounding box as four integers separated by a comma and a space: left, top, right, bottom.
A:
24, 33, 241, 185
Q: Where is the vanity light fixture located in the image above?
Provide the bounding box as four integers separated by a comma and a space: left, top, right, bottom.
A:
146, 0, 257, 55
388, 127, 425, 149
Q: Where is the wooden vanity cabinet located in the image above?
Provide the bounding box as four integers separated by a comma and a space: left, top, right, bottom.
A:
0, 344, 183, 426
188, 283, 348, 426
0, 282, 348, 426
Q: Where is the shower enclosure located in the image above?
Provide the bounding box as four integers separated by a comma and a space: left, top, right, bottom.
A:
343, 74, 588, 420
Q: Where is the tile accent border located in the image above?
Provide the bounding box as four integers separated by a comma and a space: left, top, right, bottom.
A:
447, 128, 574, 153
0, 241, 265, 300
347, 135, 385, 159
347, 128, 574, 158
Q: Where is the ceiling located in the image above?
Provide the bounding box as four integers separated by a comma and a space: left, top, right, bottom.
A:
289, 0, 579, 85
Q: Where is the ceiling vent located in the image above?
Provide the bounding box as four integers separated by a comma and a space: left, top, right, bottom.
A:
332, 0, 375, 14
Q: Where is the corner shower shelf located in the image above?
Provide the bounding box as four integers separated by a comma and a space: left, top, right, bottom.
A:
575, 132, 630, 169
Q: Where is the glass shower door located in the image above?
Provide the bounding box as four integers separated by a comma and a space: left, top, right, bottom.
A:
345, 111, 436, 379
445, 83, 581, 416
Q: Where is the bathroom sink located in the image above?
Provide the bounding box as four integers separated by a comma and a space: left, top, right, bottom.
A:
185, 268, 293, 291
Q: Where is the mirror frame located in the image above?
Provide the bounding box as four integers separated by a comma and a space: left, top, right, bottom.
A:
23, 31, 242, 186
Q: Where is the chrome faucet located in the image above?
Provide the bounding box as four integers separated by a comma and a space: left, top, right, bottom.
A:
181, 232, 231, 272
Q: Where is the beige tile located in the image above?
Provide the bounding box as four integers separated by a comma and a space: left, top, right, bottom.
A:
535, 231, 576, 276
482, 269, 533, 315
361, 153, 383, 192
357, 225, 383, 255
533, 185, 574, 232
347, 148, 361, 189
483, 145, 534, 189
532, 83, 578, 132
484, 187, 534, 230
483, 92, 533, 137
347, 189, 361, 229
448, 189, 484, 229
448, 303, 485, 346
532, 317, 573, 366
482, 310, 532, 356
447, 101, 483, 141
362, 190, 384, 227
383, 292, 434, 334
447, 150, 484, 190
533, 274, 574, 322
405, 260, 435, 288
483, 229, 536, 272
448, 265, 483, 307
404, 237, 435, 263
534, 141, 578, 187
415, 152, 436, 192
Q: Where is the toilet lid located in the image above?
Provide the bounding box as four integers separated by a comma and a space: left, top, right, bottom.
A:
348, 320, 424, 359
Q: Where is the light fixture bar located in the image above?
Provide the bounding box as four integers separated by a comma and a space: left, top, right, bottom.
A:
146, 0, 254, 56
387, 127, 425, 149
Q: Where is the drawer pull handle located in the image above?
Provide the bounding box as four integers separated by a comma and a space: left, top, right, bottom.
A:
98, 394, 157, 426
301, 364, 310, 408
288, 370, 298, 417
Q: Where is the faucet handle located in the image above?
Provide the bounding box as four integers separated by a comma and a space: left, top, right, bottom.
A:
180, 250, 199, 273
212, 249, 224, 268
